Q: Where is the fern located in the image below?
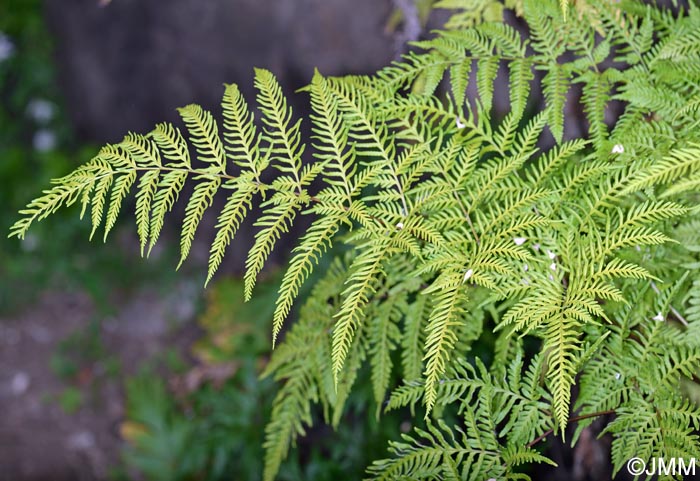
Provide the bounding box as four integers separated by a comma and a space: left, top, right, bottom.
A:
10, 0, 700, 479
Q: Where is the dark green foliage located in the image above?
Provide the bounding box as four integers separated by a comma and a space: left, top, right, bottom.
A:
0, 0, 175, 311
119, 275, 404, 481
122, 367, 274, 481
10, 1, 700, 479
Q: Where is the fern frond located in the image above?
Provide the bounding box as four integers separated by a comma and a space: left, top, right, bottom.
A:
477, 56, 499, 114
149, 122, 191, 167
88, 165, 114, 240
369, 290, 403, 415
509, 58, 534, 118
12, 5, 700, 480
423, 275, 466, 414
624, 143, 700, 193
177, 104, 226, 172
134, 170, 159, 256
147, 170, 188, 255
255, 68, 304, 182
206, 179, 256, 285
244, 195, 305, 300
402, 294, 429, 382
332, 241, 389, 382
178, 177, 221, 267
272, 213, 345, 344
261, 257, 349, 481
103, 170, 137, 241
542, 64, 569, 143
221, 83, 264, 177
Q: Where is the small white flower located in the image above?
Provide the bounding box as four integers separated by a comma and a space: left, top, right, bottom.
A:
463, 269, 473, 282
550, 262, 557, 271
513, 237, 527, 246
523, 263, 529, 272
0, 32, 15, 62
653, 312, 665, 322
26, 99, 55, 124
455, 117, 466, 129
548, 274, 555, 281
635, 245, 641, 252
615, 372, 621, 380
396, 222, 404, 230
547, 250, 556, 260
611, 144, 625, 154
533, 243, 540, 252
33, 129, 57, 152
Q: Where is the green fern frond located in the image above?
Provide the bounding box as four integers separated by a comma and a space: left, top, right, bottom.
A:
11, 3, 700, 480
332, 241, 389, 382
544, 310, 581, 429
221, 83, 264, 177
177, 104, 226, 172
244, 196, 305, 301
422, 275, 466, 414
147, 170, 188, 255
150, 122, 191, 167
254, 68, 305, 181
206, 179, 256, 285
541, 65, 569, 143
178, 177, 220, 267
369, 289, 403, 415
624, 143, 700, 194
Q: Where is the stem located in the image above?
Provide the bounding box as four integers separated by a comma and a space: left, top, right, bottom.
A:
650, 281, 688, 327
453, 191, 480, 244
526, 409, 616, 449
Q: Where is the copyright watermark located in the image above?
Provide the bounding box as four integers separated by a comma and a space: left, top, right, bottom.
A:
626, 457, 696, 477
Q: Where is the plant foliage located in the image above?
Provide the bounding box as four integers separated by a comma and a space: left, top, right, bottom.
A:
10, 0, 700, 479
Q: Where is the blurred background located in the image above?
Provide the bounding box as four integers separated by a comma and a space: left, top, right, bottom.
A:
0, 1, 442, 479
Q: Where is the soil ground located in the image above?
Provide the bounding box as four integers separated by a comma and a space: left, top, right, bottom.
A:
0, 284, 200, 481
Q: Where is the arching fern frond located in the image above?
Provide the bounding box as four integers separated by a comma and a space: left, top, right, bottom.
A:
10, 1, 700, 479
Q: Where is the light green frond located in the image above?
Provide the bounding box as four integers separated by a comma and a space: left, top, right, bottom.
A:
332, 242, 389, 381
402, 294, 430, 382
149, 122, 191, 167
476, 56, 498, 114
541, 64, 569, 143
509, 58, 534, 118
206, 181, 255, 285
120, 132, 161, 167
178, 177, 221, 268
450, 58, 472, 108
135, 170, 159, 255
104, 170, 137, 241
272, 213, 345, 345
423, 275, 466, 414
544, 311, 581, 429
255, 68, 304, 181
147, 170, 188, 256
11, 4, 700, 480
177, 104, 226, 172
244, 197, 305, 300
625, 143, 700, 194
88, 165, 114, 240
579, 71, 611, 150
370, 292, 403, 415
222, 83, 263, 176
